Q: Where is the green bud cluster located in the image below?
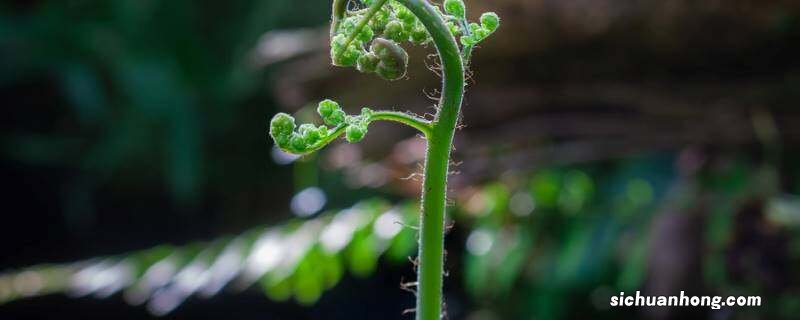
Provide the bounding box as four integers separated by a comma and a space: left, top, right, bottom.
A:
370, 38, 409, 80
459, 12, 500, 46
443, 0, 466, 19
270, 112, 332, 154
317, 99, 346, 126
343, 106, 373, 143
269, 99, 375, 154
352, 37, 408, 81
330, 0, 500, 76
388, 2, 431, 45
330, 0, 434, 80
440, 0, 500, 48
370, 6, 391, 34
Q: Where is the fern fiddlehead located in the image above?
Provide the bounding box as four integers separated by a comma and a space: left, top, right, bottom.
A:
269, 0, 498, 318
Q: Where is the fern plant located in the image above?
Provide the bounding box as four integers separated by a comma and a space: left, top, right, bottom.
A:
269, 0, 499, 318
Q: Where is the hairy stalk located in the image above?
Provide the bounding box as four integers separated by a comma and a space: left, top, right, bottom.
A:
394, 1, 463, 319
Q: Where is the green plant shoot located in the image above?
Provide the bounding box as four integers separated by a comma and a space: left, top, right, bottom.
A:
268, 0, 499, 318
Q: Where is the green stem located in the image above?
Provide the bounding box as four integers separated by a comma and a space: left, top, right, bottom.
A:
330, 0, 348, 38
302, 124, 349, 155
459, 18, 474, 63
369, 111, 432, 137
395, 0, 464, 319
298, 110, 430, 155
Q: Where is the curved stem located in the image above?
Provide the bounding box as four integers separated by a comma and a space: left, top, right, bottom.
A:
330, 0, 347, 38
395, 0, 464, 319
369, 111, 433, 137
299, 124, 348, 155
296, 110, 430, 156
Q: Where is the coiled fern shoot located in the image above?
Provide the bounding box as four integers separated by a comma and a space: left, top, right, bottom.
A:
269, 0, 499, 318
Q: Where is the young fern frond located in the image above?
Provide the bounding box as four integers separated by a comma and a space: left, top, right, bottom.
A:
270, 100, 431, 155
269, 0, 499, 318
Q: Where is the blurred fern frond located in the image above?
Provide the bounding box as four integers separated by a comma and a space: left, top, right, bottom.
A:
0, 199, 419, 316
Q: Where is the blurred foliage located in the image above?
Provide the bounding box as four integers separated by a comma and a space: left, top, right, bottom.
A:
455, 155, 800, 319
456, 156, 671, 319
0, 199, 419, 315
4, 153, 800, 319
0, 0, 329, 204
